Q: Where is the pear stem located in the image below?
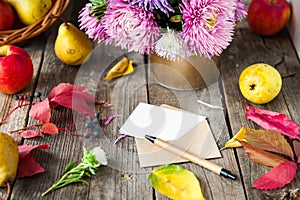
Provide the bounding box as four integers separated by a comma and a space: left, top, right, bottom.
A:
5, 182, 11, 200
281, 72, 296, 78
50, 14, 69, 27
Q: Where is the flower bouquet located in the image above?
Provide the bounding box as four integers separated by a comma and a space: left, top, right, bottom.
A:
79, 0, 247, 61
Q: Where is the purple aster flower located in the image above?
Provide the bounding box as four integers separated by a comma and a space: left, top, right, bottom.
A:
180, 0, 236, 58
130, 0, 174, 15
235, 0, 247, 21
78, 3, 108, 41
102, 1, 160, 54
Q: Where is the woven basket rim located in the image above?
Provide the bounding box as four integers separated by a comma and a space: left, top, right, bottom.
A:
0, 0, 70, 45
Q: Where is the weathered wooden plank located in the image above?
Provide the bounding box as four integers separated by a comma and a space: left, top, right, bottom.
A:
0, 34, 46, 200
74, 47, 153, 199
9, 2, 88, 199
221, 21, 300, 199
147, 59, 246, 200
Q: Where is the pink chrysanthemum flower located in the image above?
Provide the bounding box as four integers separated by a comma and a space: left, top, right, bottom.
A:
102, 1, 160, 54
235, 0, 247, 21
180, 0, 236, 58
78, 3, 108, 41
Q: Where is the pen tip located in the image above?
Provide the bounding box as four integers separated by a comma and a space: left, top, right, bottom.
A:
145, 135, 156, 143
220, 168, 236, 180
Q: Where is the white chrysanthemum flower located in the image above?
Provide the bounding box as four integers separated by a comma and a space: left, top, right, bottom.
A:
155, 28, 191, 61
92, 147, 108, 165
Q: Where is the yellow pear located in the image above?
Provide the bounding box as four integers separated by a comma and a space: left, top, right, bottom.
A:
6, 0, 52, 25
239, 63, 282, 104
0, 132, 19, 187
54, 22, 93, 66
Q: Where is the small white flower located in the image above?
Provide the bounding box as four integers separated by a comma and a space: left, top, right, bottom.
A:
92, 147, 108, 165
155, 28, 191, 61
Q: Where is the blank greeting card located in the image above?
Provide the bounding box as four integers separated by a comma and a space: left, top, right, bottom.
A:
119, 103, 221, 167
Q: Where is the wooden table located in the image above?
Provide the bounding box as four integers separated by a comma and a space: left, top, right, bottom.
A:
1, 1, 300, 200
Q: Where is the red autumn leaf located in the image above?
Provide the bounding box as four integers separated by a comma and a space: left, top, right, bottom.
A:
48, 83, 85, 100
245, 104, 300, 140
19, 130, 42, 139
293, 140, 300, 163
29, 98, 51, 123
18, 144, 50, 159
47, 83, 97, 114
50, 91, 95, 114
40, 123, 59, 134
16, 155, 45, 178
252, 161, 297, 190
240, 141, 288, 167
246, 129, 294, 160
17, 144, 50, 178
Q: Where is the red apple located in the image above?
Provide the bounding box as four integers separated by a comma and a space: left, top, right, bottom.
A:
0, 0, 15, 31
247, 0, 291, 36
0, 45, 33, 94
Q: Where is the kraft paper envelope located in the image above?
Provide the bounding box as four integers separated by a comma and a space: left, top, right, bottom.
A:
119, 103, 221, 167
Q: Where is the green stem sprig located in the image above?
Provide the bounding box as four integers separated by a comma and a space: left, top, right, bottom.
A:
42, 148, 101, 196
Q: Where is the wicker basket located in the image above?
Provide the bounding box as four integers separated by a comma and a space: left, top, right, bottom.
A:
0, 0, 70, 45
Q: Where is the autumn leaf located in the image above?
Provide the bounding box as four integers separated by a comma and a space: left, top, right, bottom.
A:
18, 144, 50, 159
29, 98, 51, 123
19, 130, 42, 139
103, 57, 134, 80
40, 123, 59, 135
240, 141, 288, 167
224, 126, 247, 148
245, 104, 300, 139
30, 83, 100, 123
246, 129, 294, 160
293, 140, 300, 163
252, 161, 297, 190
17, 144, 50, 178
17, 155, 45, 178
48, 83, 98, 114
149, 164, 205, 200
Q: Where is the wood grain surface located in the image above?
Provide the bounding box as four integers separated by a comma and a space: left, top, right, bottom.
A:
0, 1, 299, 200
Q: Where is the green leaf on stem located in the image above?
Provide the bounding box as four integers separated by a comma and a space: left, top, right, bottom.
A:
42, 147, 106, 196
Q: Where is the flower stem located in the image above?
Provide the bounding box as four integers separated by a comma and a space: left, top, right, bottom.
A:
8, 122, 44, 134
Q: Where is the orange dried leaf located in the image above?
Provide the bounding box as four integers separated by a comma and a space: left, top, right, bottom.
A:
240, 141, 288, 167
40, 123, 58, 135
103, 57, 134, 80
246, 129, 294, 160
224, 126, 247, 148
293, 140, 300, 163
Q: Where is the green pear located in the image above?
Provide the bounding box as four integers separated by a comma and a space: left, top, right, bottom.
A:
6, 0, 52, 25
54, 22, 93, 66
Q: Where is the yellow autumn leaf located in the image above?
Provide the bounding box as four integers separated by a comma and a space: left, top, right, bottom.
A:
103, 57, 134, 80
149, 164, 205, 200
224, 126, 247, 148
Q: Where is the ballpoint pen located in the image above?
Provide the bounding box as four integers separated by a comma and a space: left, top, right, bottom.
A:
145, 135, 236, 180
